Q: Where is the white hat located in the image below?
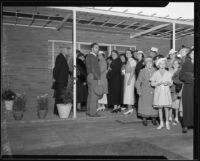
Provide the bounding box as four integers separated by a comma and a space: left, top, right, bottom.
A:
99, 50, 105, 54
169, 49, 177, 55
137, 50, 144, 54
150, 47, 158, 53
156, 57, 167, 67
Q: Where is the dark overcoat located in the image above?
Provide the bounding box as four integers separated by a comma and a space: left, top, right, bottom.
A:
107, 57, 122, 105
76, 58, 88, 103
179, 58, 194, 127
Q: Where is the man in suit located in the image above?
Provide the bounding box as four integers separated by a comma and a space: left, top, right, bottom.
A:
85, 43, 102, 117
52, 45, 71, 116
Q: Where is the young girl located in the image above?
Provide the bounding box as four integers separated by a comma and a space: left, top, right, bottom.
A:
169, 58, 183, 125
150, 58, 173, 130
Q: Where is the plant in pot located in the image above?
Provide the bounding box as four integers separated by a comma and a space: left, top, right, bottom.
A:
37, 93, 49, 119
57, 77, 73, 119
13, 93, 26, 121
2, 89, 16, 111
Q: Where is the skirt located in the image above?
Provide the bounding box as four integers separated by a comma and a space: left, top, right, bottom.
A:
123, 73, 135, 105
98, 94, 107, 104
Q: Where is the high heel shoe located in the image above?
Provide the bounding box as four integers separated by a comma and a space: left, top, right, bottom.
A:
123, 109, 133, 115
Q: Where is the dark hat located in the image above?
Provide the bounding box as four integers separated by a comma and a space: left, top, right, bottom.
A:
77, 50, 85, 58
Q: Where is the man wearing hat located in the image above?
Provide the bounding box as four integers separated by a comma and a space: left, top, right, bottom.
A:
85, 43, 103, 117
149, 47, 158, 58
52, 45, 71, 116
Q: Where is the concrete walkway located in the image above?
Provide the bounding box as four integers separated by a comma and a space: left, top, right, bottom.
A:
2, 110, 193, 160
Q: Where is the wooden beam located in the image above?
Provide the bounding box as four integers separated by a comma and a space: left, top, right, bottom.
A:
100, 18, 111, 26
123, 22, 139, 29
57, 13, 71, 30
134, 23, 150, 30
88, 14, 102, 25
29, 14, 35, 26
15, 11, 18, 25
43, 17, 51, 27
112, 20, 126, 28
130, 23, 170, 38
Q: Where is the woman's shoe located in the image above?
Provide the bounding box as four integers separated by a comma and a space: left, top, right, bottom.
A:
182, 127, 188, 133
123, 109, 133, 115
166, 122, 170, 130
174, 118, 179, 124
111, 108, 120, 113
157, 122, 164, 130
169, 117, 172, 123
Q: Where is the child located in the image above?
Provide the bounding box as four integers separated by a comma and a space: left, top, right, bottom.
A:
150, 58, 173, 130
169, 58, 183, 125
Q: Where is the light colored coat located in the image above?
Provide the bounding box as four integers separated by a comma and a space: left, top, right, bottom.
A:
136, 68, 158, 117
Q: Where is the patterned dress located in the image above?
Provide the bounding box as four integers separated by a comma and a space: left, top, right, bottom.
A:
135, 68, 158, 118
150, 70, 173, 108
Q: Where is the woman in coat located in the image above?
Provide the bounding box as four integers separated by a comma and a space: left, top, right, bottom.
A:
179, 48, 194, 133
107, 50, 123, 112
97, 51, 108, 111
136, 57, 158, 126
76, 50, 88, 111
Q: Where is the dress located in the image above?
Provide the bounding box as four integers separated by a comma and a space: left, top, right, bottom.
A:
107, 57, 122, 105
150, 70, 173, 108
123, 58, 136, 105
135, 68, 158, 118
98, 59, 108, 104
179, 58, 194, 127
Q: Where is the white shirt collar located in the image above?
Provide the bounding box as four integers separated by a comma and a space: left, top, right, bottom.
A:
90, 52, 97, 57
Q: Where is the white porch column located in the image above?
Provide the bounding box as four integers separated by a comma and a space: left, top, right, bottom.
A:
173, 22, 176, 50
73, 9, 77, 119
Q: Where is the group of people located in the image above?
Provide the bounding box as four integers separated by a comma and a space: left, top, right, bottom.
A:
52, 43, 194, 134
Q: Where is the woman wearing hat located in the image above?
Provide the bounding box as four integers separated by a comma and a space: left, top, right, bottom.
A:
136, 57, 158, 126
150, 57, 173, 130
166, 49, 177, 71
76, 50, 88, 111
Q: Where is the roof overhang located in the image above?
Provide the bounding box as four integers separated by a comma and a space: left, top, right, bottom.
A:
2, 7, 194, 40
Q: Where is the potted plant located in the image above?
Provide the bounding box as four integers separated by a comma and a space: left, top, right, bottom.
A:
2, 89, 16, 111
37, 94, 49, 119
13, 93, 26, 121
57, 77, 73, 118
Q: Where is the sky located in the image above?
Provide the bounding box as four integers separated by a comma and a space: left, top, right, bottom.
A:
54, 2, 194, 20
